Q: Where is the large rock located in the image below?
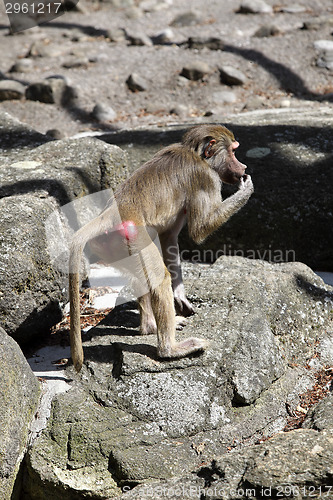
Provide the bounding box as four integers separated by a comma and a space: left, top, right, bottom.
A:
303, 394, 333, 431
0, 111, 129, 342
0, 327, 40, 500
0, 135, 128, 205
0, 111, 48, 152
23, 258, 333, 497
206, 428, 333, 499
0, 194, 66, 343
103, 108, 333, 271
22, 388, 121, 500
121, 428, 333, 499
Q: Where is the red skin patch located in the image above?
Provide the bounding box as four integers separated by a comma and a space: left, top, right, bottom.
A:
116, 220, 138, 242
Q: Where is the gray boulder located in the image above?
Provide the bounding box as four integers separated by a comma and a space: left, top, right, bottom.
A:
0, 134, 128, 205
22, 388, 122, 499
0, 327, 39, 500
212, 90, 237, 104
0, 111, 48, 151
119, 429, 333, 499
303, 394, 333, 431
23, 258, 333, 497
0, 111, 128, 343
210, 428, 333, 499
0, 194, 66, 343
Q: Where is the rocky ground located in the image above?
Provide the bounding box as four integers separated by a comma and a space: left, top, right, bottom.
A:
0, 0, 333, 137
1, 2, 333, 498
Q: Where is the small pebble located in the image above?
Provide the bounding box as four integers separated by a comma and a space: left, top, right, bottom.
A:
170, 11, 200, 27
281, 4, 307, 14
238, 0, 273, 14
92, 103, 117, 122
126, 73, 148, 92
170, 104, 189, 117
313, 40, 333, 52
279, 99, 291, 108
9, 58, 33, 73
180, 61, 211, 81
151, 29, 175, 45
125, 30, 153, 46
0, 80, 26, 100
46, 129, 64, 139
253, 25, 280, 37
212, 90, 237, 104
219, 65, 247, 86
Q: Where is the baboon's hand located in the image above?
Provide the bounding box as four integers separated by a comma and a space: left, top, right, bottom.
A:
239, 174, 254, 193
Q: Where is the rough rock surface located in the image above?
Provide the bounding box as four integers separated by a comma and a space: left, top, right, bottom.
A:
0, 193, 65, 343
0, 1, 333, 496
0, 111, 48, 151
0, 327, 40, 500
211, 428, 333, 499
303, 394, 333, 431
0, 111, 129, 343
0, 112, 128, 202
120, 426, 333, 499
22, 257, 333, 499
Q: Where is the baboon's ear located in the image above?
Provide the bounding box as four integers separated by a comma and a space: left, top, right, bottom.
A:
203, 139, 216, 158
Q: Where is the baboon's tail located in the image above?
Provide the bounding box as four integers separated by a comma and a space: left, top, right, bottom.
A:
69, 236, 85, 372
68, 211, 116, 371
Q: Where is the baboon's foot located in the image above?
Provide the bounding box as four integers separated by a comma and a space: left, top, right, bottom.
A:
175, 316, 187, 330
140, 316, 157, 335
174, 296, 195, 317
158, 337, 208, 359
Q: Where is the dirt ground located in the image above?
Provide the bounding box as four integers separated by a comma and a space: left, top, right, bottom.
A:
0, 0, 333, 137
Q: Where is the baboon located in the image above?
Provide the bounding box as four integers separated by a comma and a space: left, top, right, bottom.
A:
69, 124, 254, 371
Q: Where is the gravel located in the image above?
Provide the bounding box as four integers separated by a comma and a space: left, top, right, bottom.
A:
0, 0, 332, 136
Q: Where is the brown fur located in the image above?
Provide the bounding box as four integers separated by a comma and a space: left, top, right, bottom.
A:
69, 125, 254, 371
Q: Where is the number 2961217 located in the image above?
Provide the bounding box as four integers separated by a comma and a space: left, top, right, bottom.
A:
5, 2, 62, 14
